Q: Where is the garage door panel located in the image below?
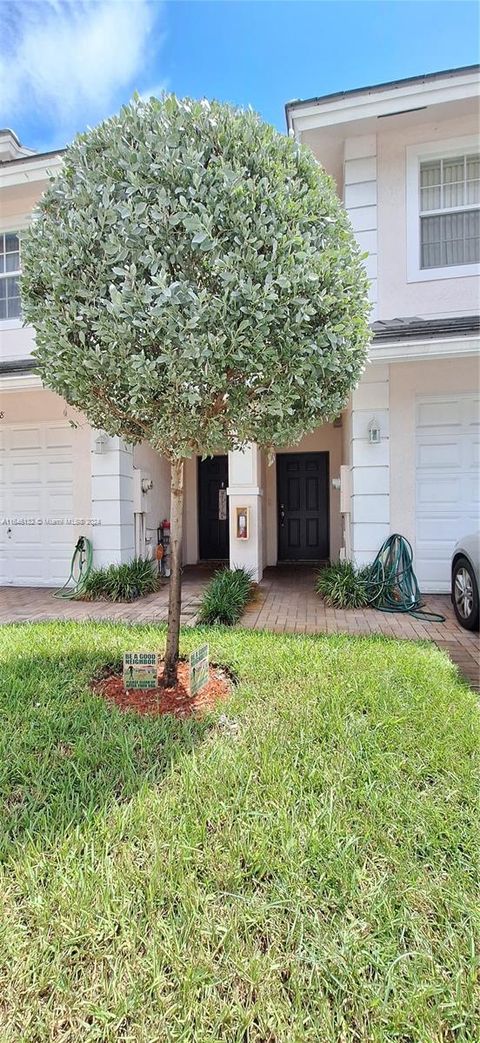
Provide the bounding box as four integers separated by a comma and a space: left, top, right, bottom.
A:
416, 558, 452, 588
416, 393, 479, 593
417, 400, 463, 427
416, 514, 466, 541
46, 427, 74, 449
9, 526, 43, 547
13, 555, 50, 584
10, 429, 42, 450
416, 441, 461, 468
417, 477, 459, 506
46, 496, 73, 518
10, 493, 43, 516
46, 459, 72, 483
11, 460, 44, 483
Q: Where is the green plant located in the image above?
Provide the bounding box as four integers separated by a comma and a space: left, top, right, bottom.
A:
316, 559, 375, 608
78, 557, 159, 602
198, 567, 253, 625
21, 93, 370, 685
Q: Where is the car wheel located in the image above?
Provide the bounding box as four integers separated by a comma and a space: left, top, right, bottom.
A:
452, 557, 479, 631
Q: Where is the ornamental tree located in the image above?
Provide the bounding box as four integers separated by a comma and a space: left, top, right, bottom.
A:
21, 95, 370, 684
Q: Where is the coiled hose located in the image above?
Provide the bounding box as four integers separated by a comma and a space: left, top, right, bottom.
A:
53, 535, 93, 599
367, 533, 445, 623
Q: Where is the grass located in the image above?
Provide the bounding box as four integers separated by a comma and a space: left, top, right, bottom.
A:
0, 622, 478, 1042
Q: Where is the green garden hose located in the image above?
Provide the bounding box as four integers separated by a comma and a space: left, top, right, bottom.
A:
367, 533, 445, 623
53, 536, 93, 599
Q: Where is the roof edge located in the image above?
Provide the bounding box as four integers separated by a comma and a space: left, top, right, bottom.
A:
372, 314, 480, 342
285, 64, 480, 126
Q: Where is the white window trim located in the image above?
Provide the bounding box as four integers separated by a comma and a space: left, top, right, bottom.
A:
406, 134, 480, 283
0, 225, 24, 326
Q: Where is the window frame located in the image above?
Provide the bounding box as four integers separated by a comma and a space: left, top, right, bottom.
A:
0, 230, 22, 324
406, 135, 480, 283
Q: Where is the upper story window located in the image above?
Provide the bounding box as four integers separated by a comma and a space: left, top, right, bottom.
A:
406, 136, 480, 283
420, 153, 480, 269
0, 232, 21, 320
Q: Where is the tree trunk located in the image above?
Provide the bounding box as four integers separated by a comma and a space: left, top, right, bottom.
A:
163, 458, 185, 687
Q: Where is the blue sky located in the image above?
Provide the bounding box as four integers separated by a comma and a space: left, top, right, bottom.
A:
1, 0, 478, 153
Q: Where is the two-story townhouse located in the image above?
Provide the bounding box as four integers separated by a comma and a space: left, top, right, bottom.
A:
1, 65, 479, 592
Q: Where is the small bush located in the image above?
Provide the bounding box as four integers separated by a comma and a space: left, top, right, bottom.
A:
316, 560, 374, 609
78, 557, 160, 602
198, 567, 254, 625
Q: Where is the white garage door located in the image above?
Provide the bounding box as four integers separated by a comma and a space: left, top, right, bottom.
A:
0, 424, 74, 586
416, 393, 479, 593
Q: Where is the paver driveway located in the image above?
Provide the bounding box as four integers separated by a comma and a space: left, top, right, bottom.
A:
1, 565, 478, 689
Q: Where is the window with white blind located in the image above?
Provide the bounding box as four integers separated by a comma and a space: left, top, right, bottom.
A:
0, 232, 21, 320
420, 154, 480, 269
406, 136, 480, 282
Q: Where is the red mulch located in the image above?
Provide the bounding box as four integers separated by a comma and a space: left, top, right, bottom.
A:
92, 659, 231, 718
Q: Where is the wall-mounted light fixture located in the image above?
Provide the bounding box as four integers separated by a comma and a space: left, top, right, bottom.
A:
93, 431, 108, 454
368, 418, 381, 444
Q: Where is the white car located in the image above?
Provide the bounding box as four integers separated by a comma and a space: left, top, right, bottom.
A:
451, 533, 480, 631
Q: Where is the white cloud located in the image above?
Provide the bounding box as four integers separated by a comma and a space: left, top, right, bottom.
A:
139, 81, 168, 102
0, 0, 165, 138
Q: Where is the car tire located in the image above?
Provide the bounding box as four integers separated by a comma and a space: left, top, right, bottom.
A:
452, 557, 479, 631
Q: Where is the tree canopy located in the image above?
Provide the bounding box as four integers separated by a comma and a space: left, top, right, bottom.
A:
22, 95, 370, 459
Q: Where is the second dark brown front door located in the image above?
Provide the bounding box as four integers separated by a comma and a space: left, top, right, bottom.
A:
198, 455, 229, 560
277, 452, 329, 561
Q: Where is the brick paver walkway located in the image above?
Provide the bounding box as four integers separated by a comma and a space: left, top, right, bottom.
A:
1, 565, 478, 689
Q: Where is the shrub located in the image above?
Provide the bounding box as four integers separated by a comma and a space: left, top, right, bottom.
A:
315, 560, 374, 609
78, 557, 160, 602
198, 567, 254, 626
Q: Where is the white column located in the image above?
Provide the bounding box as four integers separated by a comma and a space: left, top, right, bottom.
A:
90, 432, 135, 567
350, 364, 390, 566
344, 134, 378, 320
227, 444, 264, 582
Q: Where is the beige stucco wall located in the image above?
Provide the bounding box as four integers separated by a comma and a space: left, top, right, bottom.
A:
1, 386, 92, 544
264, 423, 343, 566
389, 355, 479, 554
377, 113, 479, 320
1, 180, 47, 221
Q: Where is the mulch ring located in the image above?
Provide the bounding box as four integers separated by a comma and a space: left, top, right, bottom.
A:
91, 659, 233, 718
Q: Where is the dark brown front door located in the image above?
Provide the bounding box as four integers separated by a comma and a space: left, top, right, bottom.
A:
198, 456, 229, 560
277, 452, 329, 561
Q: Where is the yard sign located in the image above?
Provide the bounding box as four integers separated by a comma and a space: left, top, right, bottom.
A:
189, 643, 209, 696
123, 652, 158, 690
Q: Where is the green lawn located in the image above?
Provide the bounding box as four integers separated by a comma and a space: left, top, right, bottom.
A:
0, 622, 478, 1043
